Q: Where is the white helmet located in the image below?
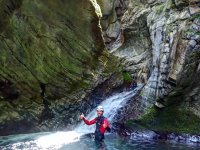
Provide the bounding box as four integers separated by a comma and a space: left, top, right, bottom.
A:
97, 106, 104, 111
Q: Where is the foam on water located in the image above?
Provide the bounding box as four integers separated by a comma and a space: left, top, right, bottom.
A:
36, 131, 83, 149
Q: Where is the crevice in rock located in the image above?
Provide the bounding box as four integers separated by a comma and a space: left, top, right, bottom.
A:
98, 0, 129, 50
0, 79, 19, 100
39, 82, 54, 124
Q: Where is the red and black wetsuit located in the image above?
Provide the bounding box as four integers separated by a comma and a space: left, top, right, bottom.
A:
83, 116, 110, 141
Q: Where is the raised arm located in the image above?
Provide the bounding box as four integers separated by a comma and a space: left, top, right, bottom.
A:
83, 117, 96, 125
80, 113, 96, 125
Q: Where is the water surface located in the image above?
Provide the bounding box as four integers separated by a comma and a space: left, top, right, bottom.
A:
0, 132, 199, 150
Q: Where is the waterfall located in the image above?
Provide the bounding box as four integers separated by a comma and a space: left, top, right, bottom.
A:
75, 84, 143, 134
35, 85, 143, 149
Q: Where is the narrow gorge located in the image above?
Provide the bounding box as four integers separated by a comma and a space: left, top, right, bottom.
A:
0, 0, 200, 149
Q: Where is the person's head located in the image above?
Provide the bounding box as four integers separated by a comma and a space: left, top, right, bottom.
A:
96, 106, 104, 117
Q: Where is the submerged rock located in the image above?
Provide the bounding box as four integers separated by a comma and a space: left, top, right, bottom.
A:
130, 130, 159, 140
118, 123, 200, 145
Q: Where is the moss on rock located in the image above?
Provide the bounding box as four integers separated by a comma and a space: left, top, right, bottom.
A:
137, 106, 200, 134
0, 0, 123, 135
123, 71, 132, 83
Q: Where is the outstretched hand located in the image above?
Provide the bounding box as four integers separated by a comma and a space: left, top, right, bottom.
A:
80, 113, 84, 120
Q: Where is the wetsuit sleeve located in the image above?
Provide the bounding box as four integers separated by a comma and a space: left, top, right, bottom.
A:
83, 117, 96, 125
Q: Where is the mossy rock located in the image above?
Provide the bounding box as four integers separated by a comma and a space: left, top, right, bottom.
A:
123, 71, 132, 82
137, 106, 200, 134
0, 0, 123, 135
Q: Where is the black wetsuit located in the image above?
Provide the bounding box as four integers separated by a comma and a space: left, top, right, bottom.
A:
95, 116, 106, 149
95, 116, 105, 141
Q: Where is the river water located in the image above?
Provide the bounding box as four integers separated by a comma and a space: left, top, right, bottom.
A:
0, 131, 198, 150
0, 86, 199, 149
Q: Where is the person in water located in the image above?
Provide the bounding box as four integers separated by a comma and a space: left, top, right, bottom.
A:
80, 106, 110, 149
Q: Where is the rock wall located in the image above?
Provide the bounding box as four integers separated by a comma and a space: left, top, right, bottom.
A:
0, 0, 123, 135
0, 0, 200, 136
106, 0, 200, 133
97, 0, 129, 50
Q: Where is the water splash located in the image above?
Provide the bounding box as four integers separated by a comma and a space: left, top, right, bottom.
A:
75, 85, 143, 134
0, 86, 143, 149
34, 86, 143, 149
36, 131, 83, 149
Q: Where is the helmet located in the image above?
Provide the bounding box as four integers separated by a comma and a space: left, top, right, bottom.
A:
97, 106, 104, 111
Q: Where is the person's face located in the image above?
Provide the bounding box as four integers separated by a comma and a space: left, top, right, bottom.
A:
97, 110, 103, 117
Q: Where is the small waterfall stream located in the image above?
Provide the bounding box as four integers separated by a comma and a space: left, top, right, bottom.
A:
75, 85, 143, 134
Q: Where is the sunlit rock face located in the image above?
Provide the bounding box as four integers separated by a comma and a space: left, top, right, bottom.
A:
110, 0, 200, 121
142, 0, 200, 108
0, 0, 123, 135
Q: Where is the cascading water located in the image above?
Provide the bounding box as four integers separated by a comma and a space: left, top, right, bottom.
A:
75, 85, 143, 134
0, 86, 143, 150
0, 84, 198, 150
35, 86, 143, 149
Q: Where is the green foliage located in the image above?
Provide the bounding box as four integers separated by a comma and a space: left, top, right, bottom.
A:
123, 72, 132, 82
191, 13, 200, 20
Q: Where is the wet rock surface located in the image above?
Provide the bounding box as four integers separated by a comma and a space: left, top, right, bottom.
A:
116, 122, 200, 145
0, 0, 123, 136
97, 0, 129, 50
103, 0, 200, 139
0, 0, 200, 140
